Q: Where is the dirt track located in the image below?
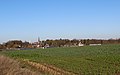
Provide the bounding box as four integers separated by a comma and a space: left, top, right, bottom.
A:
23, 59, 75, 75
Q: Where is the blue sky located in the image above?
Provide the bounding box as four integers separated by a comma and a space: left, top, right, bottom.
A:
0, 0, 120, 43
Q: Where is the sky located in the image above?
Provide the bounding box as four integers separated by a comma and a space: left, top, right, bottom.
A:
0, 0, 120, 43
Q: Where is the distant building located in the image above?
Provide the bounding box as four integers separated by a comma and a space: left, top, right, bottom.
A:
89, 44, 101, 46
44, 44, 50, 48
32, 37, 42, 48
78, 42, 84, 46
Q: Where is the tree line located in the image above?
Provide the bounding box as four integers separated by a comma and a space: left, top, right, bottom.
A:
0, 40, 31, 49
0, 38, 120, 49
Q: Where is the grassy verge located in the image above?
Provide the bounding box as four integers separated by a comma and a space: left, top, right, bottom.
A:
0, 55, 41, 75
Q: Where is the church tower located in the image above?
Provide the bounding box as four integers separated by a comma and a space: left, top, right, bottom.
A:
37, 37, 42, 48
38, 37, 40, 44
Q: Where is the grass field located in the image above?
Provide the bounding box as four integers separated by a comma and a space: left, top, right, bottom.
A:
1, 44, 120, 75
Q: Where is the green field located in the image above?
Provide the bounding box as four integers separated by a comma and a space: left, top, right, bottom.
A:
1, 44, 120, 75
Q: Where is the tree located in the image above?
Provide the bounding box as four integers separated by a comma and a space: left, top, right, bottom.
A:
0, 44, 3, 49
5, 40, 23, 49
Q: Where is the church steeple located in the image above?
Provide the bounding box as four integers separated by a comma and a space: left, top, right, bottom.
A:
38, 37, 40, 43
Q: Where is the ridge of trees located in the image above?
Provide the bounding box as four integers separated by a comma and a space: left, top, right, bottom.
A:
0, 38, 120, 49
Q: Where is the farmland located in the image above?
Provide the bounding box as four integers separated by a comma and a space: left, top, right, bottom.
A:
1, 44, 120, 75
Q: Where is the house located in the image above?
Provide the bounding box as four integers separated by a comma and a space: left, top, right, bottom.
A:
44, 44, 50, 48
89, 44, 101, 46
78, 42, 84, 46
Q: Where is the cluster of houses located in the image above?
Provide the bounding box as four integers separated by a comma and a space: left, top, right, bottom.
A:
21, 39, 102, 50
1, 38, 120, 50
0, 38, 104, 50
32, 41, 50, 49
32, 38, 101, 49
78, 42, 101, 46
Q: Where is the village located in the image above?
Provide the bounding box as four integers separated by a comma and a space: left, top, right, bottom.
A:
0, 38, 83, 50
0, 37, 120, 50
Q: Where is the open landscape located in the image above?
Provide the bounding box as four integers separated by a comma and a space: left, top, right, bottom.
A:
0, 0, 120, 75
1, 44, 120, 75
